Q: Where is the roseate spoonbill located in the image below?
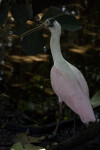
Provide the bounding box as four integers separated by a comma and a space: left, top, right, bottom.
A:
21, 18, 96, 133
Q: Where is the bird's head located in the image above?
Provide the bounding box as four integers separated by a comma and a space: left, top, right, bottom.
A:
20, 18, 61, 38
43, 18, 61, 35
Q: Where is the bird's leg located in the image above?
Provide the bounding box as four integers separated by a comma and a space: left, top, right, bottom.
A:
53, 101, 63, 134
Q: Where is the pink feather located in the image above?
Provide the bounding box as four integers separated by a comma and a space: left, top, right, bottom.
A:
51, 66, 96, 124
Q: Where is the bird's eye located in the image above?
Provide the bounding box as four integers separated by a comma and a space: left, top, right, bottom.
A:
44, 19, 53, 27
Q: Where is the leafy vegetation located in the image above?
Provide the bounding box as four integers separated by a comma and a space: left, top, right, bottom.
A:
0, 0, 100, 149
41, 6, 81, 31
0, 1, 80, 55
11, 142, 45, 150
91, 91, 100, 108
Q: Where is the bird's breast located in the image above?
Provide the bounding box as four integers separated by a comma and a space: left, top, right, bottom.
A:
54, 60, 75, 80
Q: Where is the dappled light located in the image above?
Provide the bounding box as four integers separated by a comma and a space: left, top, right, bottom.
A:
69, 44, 92, 54
44, 88, 54, 95
26, 20, 34, 26
43, 33, 49, 38
2, 93, 10, 98
11, 83, 26, 87
0, 0, 100, 150
84, 30, 97, 36
10, 54, 49, 63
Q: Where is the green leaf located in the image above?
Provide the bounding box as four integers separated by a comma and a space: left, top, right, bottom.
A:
0, 1, 8, 26
11, 2, 30, 24
0, 0, 2, 4
41, 6, 81, 31
10, 143, 45, 150
10, 142, 24, 150
14, 132, 46, 145
24, 144, 45, 150
25, 2, 33, 19
91, 91, 100, 108
14, 132, 30, 145
21, 27, 45, 55
41, 6, 63, 21
56, 14, 81, 31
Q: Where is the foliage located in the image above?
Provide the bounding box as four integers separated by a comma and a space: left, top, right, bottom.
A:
11, 142, 45, 150
0, 1, 32, 26
14, 132, 45, 144
41, 6, 81, 31
0, 0, 2, 4
21, 28, 45, 55
11, 2, 32, 25
41, 6, 63, 21
11, 132, 46, 150
91, 91, 100, 108
0, 2, 100, 149
56, 14, 80, 31
0, 1, 8, 26
0, 1, 80, 55
20, 6, 80, 55
11, 143, 24, 150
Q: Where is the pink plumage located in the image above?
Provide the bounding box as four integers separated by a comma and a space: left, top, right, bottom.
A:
20, 17, 96, 126
44, 18, 96, 126
51, 66, 95, 124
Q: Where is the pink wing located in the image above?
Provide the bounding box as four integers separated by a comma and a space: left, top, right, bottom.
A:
69, 63, 89, 97
50, 66, 95, 124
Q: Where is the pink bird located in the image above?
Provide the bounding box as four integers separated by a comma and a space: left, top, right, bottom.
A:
43, 18, 96, 132
21, 18, 96, 133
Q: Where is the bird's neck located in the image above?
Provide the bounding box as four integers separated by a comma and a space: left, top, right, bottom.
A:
50, 33, 64, 65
